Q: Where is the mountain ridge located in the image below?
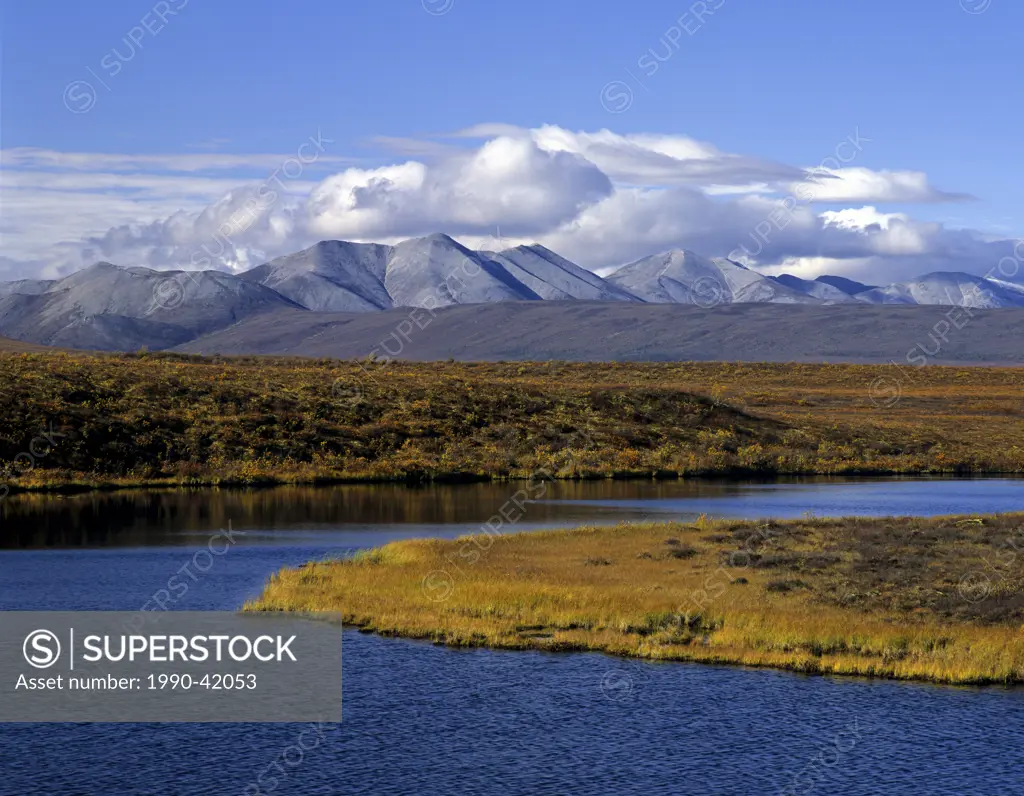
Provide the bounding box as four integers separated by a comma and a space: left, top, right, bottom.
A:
2, 233, 1023, 352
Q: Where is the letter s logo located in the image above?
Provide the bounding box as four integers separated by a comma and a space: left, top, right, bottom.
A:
23, 629, 61, 669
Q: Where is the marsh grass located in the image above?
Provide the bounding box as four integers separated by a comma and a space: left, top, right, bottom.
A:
2, 353, 1024, 492
247, 513, 1024, 684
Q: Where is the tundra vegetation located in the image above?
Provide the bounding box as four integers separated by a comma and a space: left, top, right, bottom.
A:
2, 354, 1024, 489
1, 351, 1023, 492
248, 513, 1024, 684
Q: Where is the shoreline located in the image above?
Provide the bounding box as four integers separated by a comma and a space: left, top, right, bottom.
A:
5, 466, 1024, 499
247, 513, 1024, 686
3, 356, 1024, 501
343, 621, 1024, 689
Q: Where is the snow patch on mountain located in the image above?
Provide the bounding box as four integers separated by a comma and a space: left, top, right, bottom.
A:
384, 233, 541, 308
4, 233, 1024, 352
857, 272, 1024, 308
606, 250, 819, 305
243, 240, 393, 312
486, 244, 640, 302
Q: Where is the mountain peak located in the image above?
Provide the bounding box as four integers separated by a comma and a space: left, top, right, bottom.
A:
514, 243, 559, 258
415, 232, 460, 246
486, 243, 640, 303
814, 275, 875, 296
244, 238, 393, 312
857, 271, 1024, 309
656, 248, 707, 262
607, 249, 817, 305
771, 274, 857, 304
82, 261, 121, 273
4, 235, 1022, 354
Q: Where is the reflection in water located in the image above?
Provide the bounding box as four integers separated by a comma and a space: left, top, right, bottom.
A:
0, 480, 754, 548
1, 475, 1021, 549
2, 477, 1024, 794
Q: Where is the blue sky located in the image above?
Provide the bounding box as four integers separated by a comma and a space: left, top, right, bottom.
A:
1, 0, 1021, 282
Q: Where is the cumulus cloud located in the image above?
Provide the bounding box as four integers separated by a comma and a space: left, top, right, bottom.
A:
306, 136, 612, 239
77, 186, 303, 273
0, 124, 1016, 286
527, 126, 808, 187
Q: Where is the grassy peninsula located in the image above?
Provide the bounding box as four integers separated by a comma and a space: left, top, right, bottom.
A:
248, 513, 1024, 684
2, 351, 1024, 492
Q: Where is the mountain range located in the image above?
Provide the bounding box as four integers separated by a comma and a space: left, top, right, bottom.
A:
1, 232, 1022, 353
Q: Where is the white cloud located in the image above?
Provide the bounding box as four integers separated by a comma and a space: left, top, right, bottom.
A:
793, 167, 971, 204
758, 256, 882, 284
0, 124, 1016, 286
525, 125, 807, 187
306, 136, 612, 239
1, 169, 281, 199
1, 147, 355, 173
449, 122, 532, 139
820, 206, 908, 231
430, 125, 964, 203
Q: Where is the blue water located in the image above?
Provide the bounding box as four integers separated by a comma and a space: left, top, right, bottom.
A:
1, 478, 1022, 794
538, 477, 1024, 519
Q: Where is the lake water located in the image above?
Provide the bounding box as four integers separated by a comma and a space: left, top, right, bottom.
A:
1, 477, 1022, 794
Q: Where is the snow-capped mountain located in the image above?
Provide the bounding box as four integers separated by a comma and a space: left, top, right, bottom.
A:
769, 274, 858, 304
856, 272, 1024, 308
247, 234, 639, 312
242, 240, 393, 312
0, 278, 56, 300
485, 244, 640, 302
2, 234, 1023, 352
384, 234, 542, 308
0, 262, 298, 350
605, 250, 817, 305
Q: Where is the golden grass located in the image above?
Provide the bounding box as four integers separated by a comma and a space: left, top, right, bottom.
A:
248, 513, 1024, 684
2, 353, 1024, 492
